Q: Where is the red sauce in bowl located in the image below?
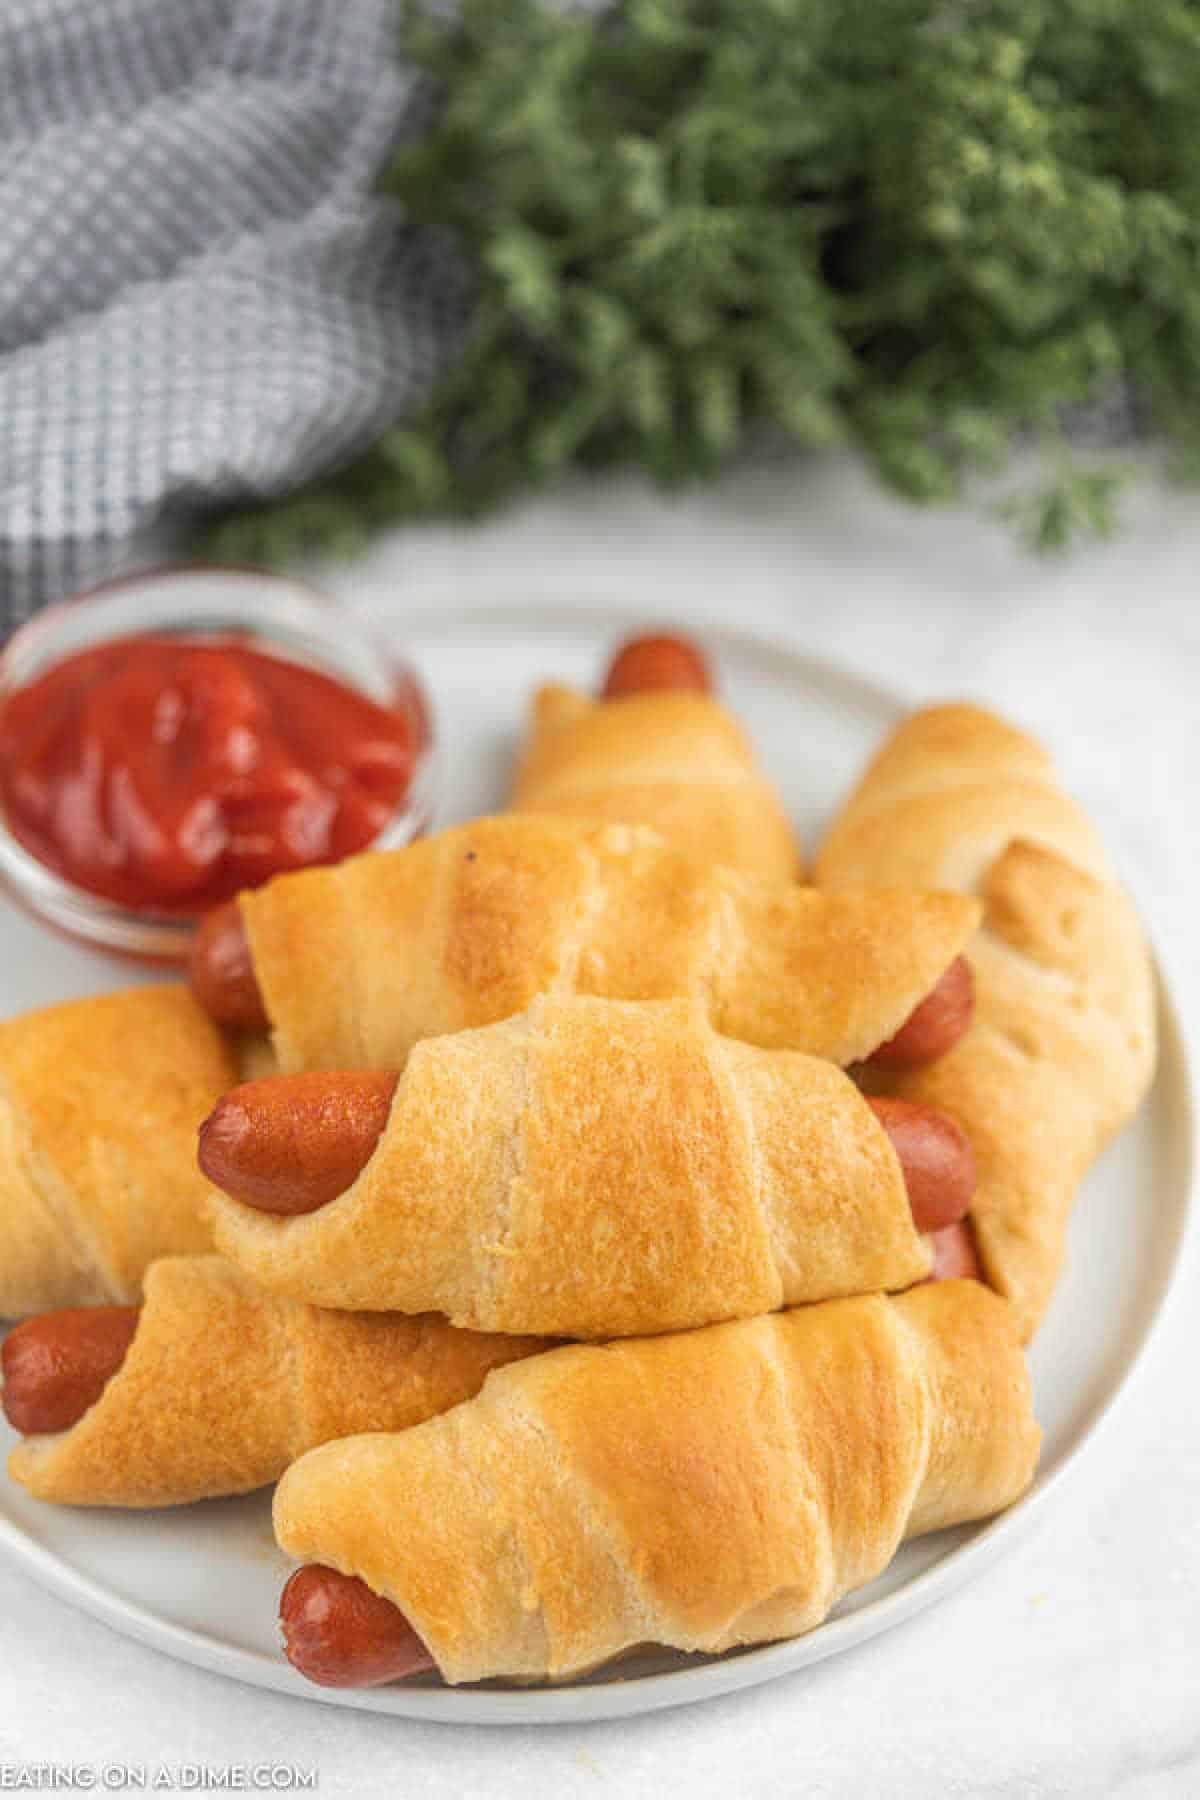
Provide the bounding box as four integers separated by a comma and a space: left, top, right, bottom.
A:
0, 635, 419, 913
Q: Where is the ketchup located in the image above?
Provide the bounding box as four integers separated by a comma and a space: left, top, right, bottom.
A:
0, 635, 420, 913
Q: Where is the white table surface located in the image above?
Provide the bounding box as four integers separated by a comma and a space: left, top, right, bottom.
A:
1, 453, 1197, 1797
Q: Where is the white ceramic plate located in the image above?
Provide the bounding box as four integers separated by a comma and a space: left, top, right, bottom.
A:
0, 605, 1193, 1725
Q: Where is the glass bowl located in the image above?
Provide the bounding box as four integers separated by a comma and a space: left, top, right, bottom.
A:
0, 566, 437, 963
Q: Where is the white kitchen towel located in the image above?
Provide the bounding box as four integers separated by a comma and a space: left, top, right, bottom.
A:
0, 0, 462, 624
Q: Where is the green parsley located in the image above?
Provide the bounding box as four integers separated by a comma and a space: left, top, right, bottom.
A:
202, 0, 1200, 563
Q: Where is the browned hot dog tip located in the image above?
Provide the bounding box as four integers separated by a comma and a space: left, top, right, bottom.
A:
1, 1306, 140, 1436
867, 956, 974, 1071
926, 1218, 983, 1283
198, 1070, 400, 1215
189, 901, 270, 1035
602, 633, 713, 699
280, 1566, 436, 1687
867, 1095, 976, 1234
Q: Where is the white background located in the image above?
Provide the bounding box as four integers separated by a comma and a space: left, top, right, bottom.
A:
0, 454, 1197, 1797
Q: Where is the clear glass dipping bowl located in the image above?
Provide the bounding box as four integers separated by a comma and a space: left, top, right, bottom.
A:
0, 566, 437, 963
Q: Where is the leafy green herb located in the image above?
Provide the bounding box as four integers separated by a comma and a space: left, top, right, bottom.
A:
202, 0, 1200, 563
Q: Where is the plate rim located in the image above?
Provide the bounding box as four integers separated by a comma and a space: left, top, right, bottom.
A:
0, 604, 1193, 1726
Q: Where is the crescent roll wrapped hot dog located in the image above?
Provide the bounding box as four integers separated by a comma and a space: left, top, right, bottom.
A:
816, 704, 1157, 1340
510, 680, 800, 883
508, 631, 800, 881
274, 1280, 1039, 1687
0, 986, 239, 1319
190, 814, 978, 1073
3, 1256, 547, 1507
200, 1071, 975, 1236
204, 995, 973, 1335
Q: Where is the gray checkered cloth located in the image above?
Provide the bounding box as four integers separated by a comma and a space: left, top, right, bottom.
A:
0, 0, 462, 625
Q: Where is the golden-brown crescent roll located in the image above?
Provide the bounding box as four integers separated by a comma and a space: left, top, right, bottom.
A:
274, 1280, 1039, 1685
509, 684, 800, 881
210, 995, 933, 1335
6, 1256, 547, 1508
815, 703, 1157, 1339
0, 987, 238, 1318
238, 815, 977, 1074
